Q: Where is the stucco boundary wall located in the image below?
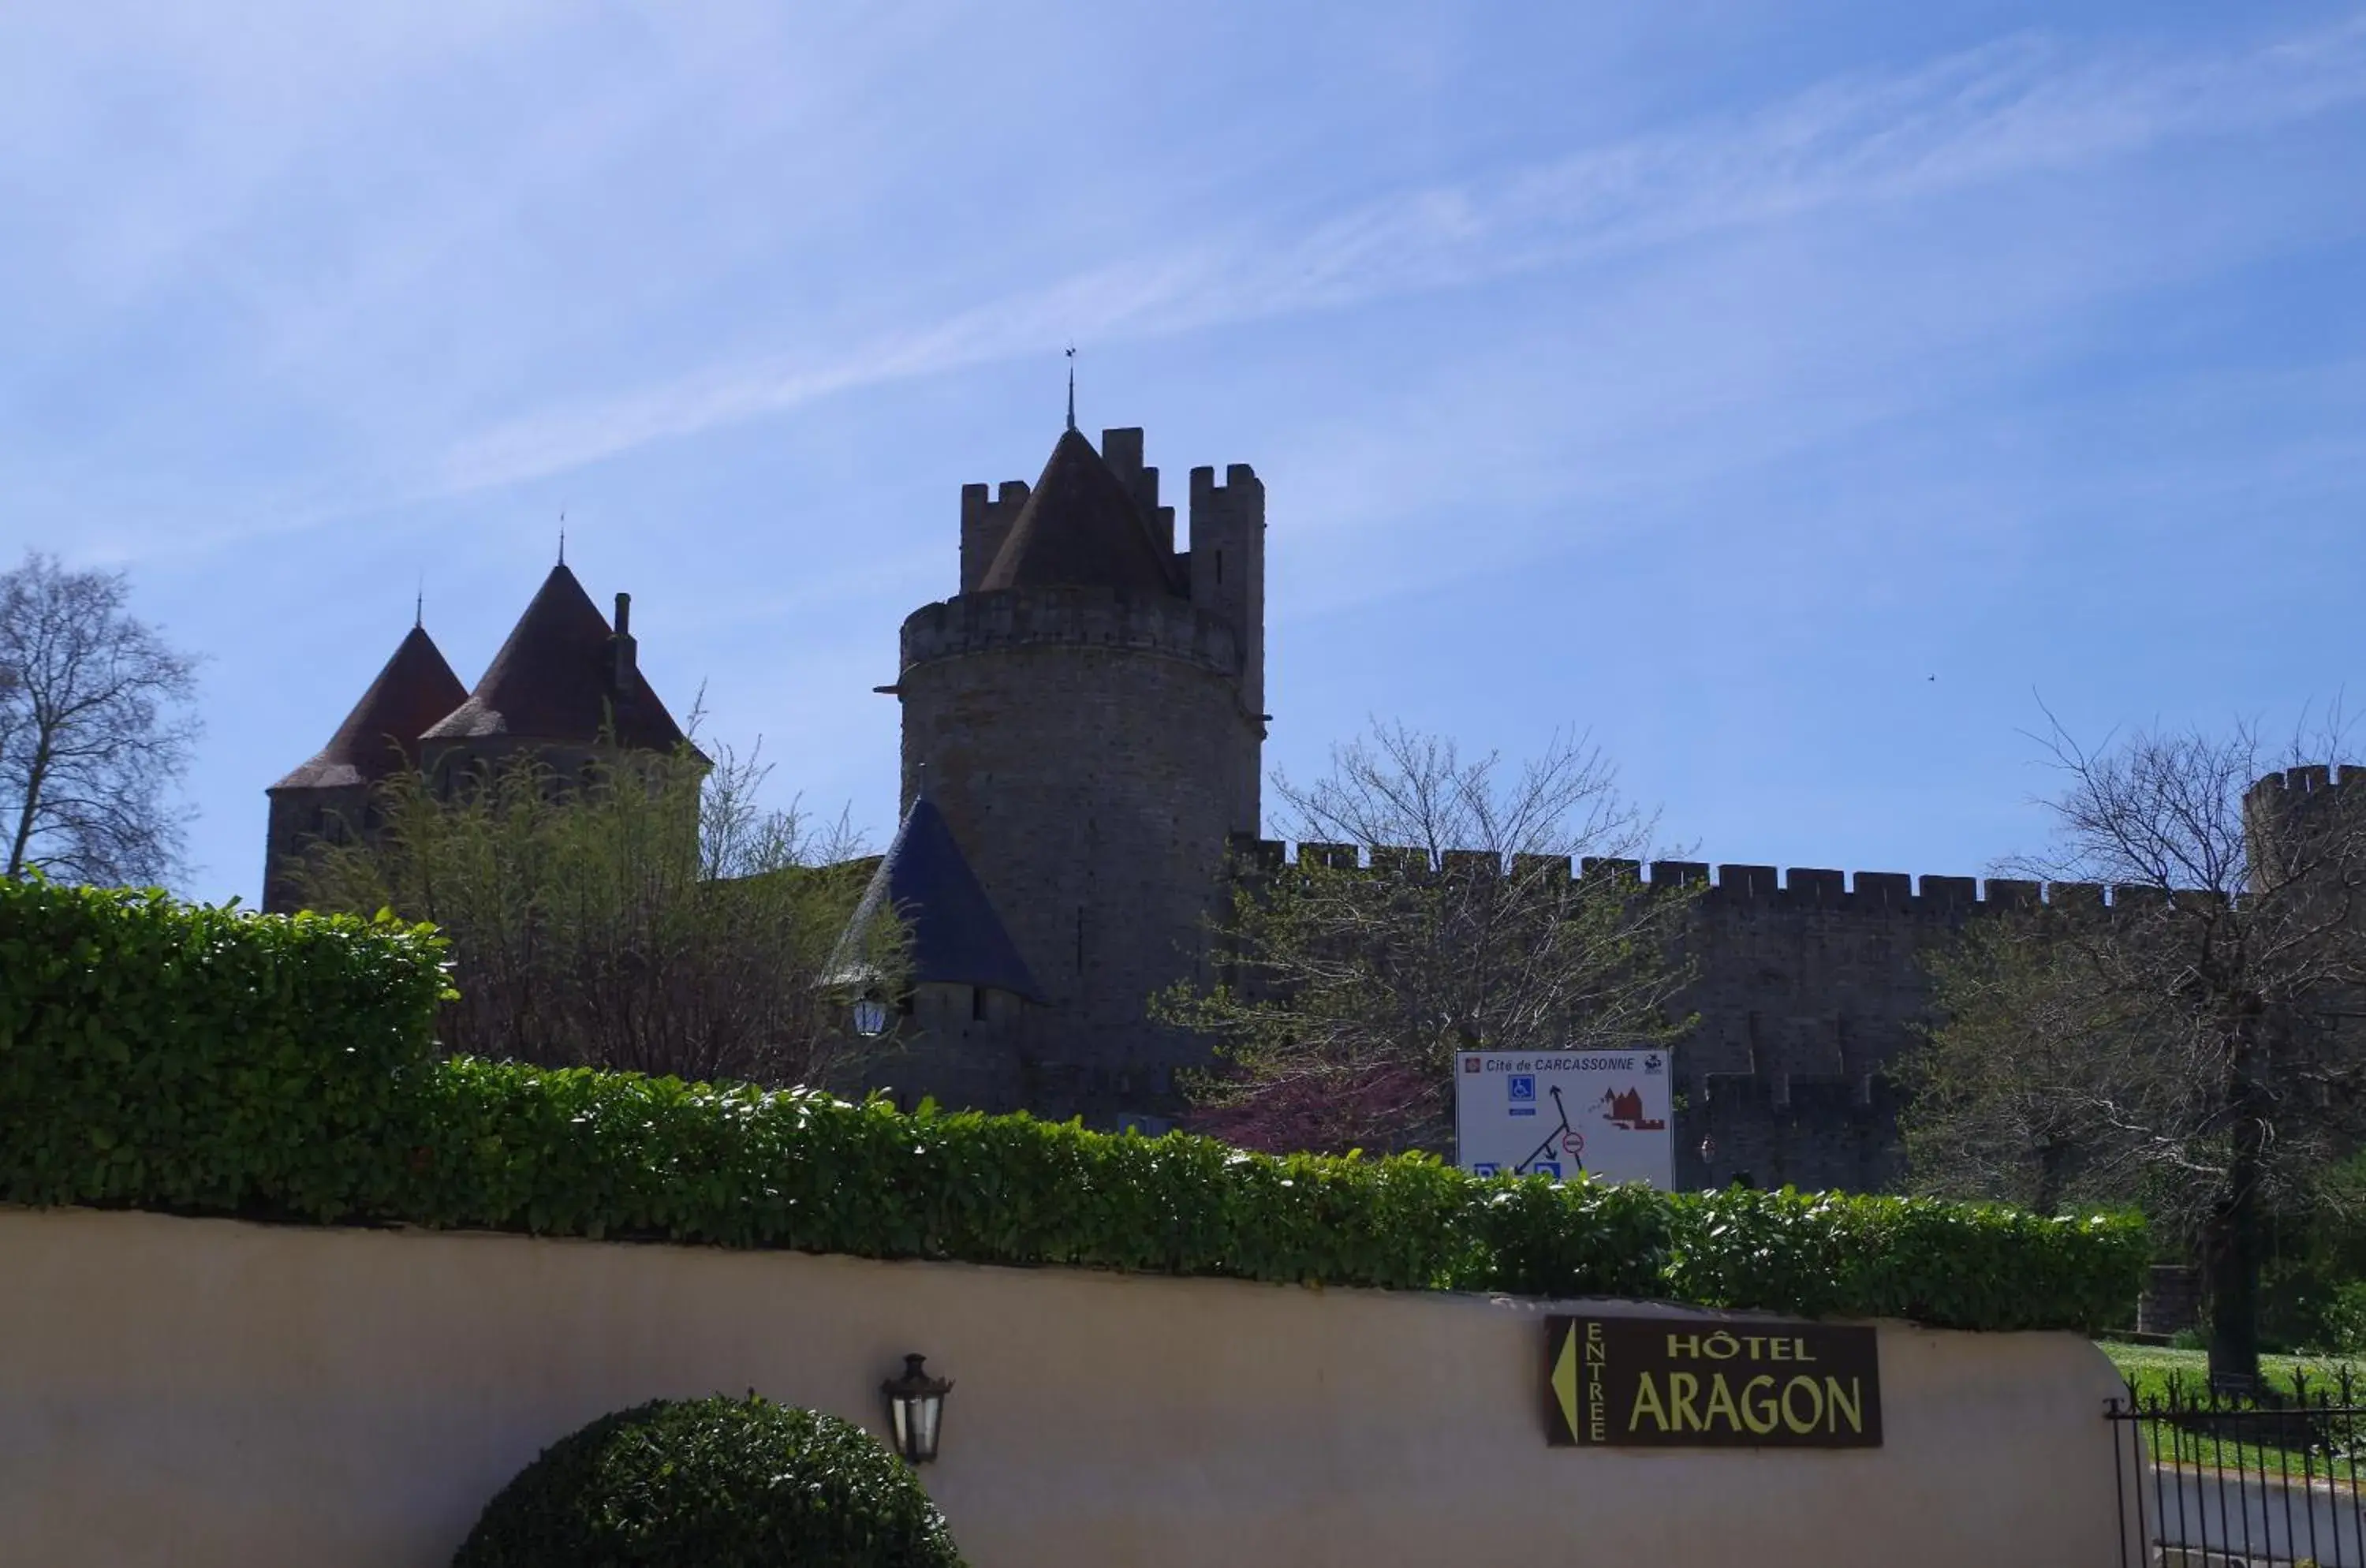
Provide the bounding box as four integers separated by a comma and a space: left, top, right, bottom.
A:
0, 1206, 2127, 1567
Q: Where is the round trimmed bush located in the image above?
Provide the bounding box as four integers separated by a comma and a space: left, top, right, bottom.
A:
453, 1395, 965, 1567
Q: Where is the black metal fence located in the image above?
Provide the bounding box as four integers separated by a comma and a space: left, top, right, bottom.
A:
2111, 1369, 2366, 1566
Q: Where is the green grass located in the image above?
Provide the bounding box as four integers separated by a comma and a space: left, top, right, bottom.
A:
2098, 1342, 2366, 1486
2099, 1342, 2365, 1405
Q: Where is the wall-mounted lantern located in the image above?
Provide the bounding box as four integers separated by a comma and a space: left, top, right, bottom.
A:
851, 991, 892, 1040
881, 1353, 953, 1464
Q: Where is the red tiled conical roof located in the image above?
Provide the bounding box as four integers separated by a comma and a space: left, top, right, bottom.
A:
976, 427, 1179, 596
270, 623, 468, 792
420, 564, 690, 752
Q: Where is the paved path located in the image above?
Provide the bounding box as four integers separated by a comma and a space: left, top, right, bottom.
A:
2136, 1463, 2366, 1566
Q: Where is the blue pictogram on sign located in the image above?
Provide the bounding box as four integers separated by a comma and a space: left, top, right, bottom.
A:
1509, 1075, 1536, 1102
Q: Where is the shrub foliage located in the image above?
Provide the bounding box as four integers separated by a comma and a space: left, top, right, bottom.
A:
453, 1396, 963, 1568
294, 745, 899, 1088
0, 879, 451, 1219
0, 880, 2148, 1331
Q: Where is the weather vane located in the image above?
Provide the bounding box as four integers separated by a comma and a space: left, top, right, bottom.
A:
1065, 344, 1077, 433
558, 512, 566, 566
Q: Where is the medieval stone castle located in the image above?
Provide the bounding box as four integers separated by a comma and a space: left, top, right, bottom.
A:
259, 418, 2350, 1192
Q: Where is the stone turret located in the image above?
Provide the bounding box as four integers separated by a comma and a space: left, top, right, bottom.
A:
836, 790, 1043, 1112
262, 563, 700, 914
883, 425, 1267, 1124
262, 622, 467, 913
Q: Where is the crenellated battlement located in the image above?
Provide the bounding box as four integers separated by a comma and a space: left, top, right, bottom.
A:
958, 480, 1034, 595
901, 584, 1243, 678
952, 431, 1263, 704
956, 427, 1205, 591
2246, 763, 2362, 805
1189, 461, 1265, 724
1230, 838, 2186, 918
1099, 427, 1175, 554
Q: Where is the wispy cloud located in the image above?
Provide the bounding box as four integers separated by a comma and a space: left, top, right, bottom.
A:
439, 18, 2366, 493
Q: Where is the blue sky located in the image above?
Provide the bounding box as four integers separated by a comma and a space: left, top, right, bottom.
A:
4, 2, 2362, 903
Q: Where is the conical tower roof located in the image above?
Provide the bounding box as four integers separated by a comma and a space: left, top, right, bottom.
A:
270, 623, 468, 791
421, 563, 690, 752
977, 427, 1179, 596
835, 795, 1043, 1002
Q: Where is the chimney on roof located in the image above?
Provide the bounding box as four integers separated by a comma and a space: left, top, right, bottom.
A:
609, 592, 636, 693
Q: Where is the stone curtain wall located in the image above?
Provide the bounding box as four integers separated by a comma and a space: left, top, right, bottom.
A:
0, 1206, 2127, 1568
1672, 866, 1976, 1190
1228, 847, 2196, 1190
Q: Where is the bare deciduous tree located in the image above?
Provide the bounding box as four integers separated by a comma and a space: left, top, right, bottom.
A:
1160, 721, 1698, 1155
1903, 714, 2366, 1385
0, 551, 201, 885
300, 739, 905, 1089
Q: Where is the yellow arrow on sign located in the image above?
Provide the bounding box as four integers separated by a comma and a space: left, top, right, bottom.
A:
1551, 1320, 1581, 1440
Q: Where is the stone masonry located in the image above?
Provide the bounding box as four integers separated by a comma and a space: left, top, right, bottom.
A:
883, 425, 1266, 1125
267, 419, 2355, 1193
869, 424, 2030, 1175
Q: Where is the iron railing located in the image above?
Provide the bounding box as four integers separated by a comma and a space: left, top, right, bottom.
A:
2111, 1368, 2366, 1567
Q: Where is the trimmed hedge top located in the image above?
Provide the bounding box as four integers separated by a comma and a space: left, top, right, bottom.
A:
0, 879, 2148, 1331
0, 880, 448, 1219
453, 1396, 964, 1568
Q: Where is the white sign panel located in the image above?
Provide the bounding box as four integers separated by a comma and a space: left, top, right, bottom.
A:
1454, 1049, 1674, 1188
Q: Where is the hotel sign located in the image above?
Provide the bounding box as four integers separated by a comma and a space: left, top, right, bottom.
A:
1547, 1316, 1882, 1448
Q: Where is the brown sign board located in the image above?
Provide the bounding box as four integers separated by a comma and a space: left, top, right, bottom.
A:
1547, 1315, 1882, 1448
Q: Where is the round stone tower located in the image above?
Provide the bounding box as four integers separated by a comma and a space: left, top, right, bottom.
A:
887, 424, 1266, 1124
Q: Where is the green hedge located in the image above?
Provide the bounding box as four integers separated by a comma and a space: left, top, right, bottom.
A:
0, 881, 2148, 1331
0, 880, 451, 1219
454, 1396, 965, 1568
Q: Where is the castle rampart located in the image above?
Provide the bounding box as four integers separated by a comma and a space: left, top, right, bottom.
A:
1228, 838, 2199, 1189
1245, 838, 2174, 914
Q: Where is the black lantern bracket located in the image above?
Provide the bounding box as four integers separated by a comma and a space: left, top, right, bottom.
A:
881, 1352, 953, 1464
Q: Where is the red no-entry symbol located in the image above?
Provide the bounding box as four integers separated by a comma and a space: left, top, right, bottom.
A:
1562, 1131, 1585, 1159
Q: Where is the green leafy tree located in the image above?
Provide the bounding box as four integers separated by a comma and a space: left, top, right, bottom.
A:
1902, 716, 2366, 1386
298, 739, 902, 1088
1161, 722, 1698, 1155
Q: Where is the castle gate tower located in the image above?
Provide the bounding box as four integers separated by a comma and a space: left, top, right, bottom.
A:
887, 424, 1266, 1125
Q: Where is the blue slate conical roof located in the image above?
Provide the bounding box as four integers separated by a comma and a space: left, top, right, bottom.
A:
837, 795, 1043, 1002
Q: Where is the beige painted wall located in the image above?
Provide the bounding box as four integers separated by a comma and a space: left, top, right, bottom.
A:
0, 1206, 2125, 1567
